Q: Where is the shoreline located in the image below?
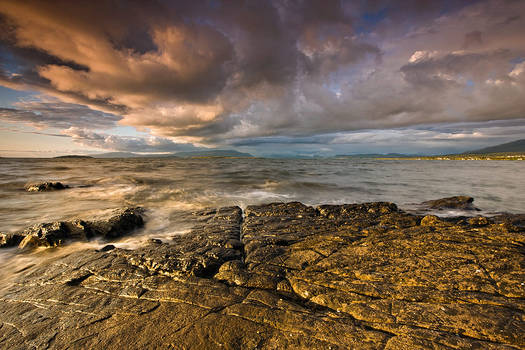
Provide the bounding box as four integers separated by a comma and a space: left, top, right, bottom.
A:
377, 153, 525, 160
1, 198, 524, 349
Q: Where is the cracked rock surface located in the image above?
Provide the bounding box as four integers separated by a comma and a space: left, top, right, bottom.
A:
0, 201, 524, 349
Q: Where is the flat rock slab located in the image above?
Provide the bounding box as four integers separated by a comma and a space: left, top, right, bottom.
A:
1, 202, 524, 349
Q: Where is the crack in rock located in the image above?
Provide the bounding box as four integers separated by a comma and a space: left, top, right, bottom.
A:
1, 200, 524, 349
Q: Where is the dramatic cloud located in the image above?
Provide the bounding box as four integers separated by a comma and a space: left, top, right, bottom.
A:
232, 119, 525, 156
62, 127, 200, 153
0, 0, 524, 153
0, 100, 121, 129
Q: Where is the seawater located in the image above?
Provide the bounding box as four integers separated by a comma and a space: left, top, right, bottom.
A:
1, 157, 524, 283
1, 157, 524, 233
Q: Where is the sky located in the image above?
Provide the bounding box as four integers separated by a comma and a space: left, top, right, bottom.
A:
0, 0, 524, 157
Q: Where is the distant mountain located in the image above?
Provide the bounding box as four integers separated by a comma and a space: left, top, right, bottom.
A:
466, 139, 525, 154
54, 155, 94, 159
172, 150, 254, 158
93, 150, 254, 158
94, 152, 141, 158
261, 154, 315, 159
334, 153, 414, 158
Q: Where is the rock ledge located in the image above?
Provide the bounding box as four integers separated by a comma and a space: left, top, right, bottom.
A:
0, 201, 523, 349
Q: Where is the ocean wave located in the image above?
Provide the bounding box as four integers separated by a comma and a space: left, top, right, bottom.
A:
0, 158, 524, 233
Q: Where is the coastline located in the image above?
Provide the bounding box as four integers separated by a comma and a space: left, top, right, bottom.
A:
1, 198, 524, 349
377, 153, 525, 160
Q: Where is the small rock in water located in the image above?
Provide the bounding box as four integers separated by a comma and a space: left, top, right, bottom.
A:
98, 244, 116, 252
25, 181, 69, 192
421, 195, 479, 210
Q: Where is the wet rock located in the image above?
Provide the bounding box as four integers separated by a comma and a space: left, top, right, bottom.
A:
420, 214, 451, 227
0, 232, 24, 248
88, 207, 144, 238
121, 206, 243, 278
18, 221, 69, 248
467, 216, 490, 226
492, 213, 525, 231
63, 219, 91, 239
0, 201, 524, 349
421, 195, 479, 210
98, 244, 116, 252
24, 181, 69, 192
0, 207, 144, 249
215, 260, 250, 285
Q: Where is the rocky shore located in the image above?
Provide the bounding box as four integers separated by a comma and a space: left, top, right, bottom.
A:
0, 207, 144, 249
0, 198, 524, 349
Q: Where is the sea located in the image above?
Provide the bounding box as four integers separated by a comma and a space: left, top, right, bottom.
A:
1, 157, 524, 281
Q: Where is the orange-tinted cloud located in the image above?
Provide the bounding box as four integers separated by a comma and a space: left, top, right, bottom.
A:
1, 0, 525, 147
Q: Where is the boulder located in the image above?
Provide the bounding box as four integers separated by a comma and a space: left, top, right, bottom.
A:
25, 181, 69, 192
0, 232, 25, 248
88, 207, 145, 238
421, 195, 479, 210
18, 221, 69, 248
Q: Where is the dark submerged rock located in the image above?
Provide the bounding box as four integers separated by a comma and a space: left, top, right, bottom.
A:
24, 181, 69, 192
421, 195, 479, 210
0, 201, 524, 349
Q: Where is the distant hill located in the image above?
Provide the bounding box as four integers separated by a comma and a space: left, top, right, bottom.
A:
334, 153, 414, 158
93, 150, 254, 158
172, 150, 254, 158
94, 152, 141, 158
261, 154, 316, 159
54, 155, 94, 159
466, 139, 525, 154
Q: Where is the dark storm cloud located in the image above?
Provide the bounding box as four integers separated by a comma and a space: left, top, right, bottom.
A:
62, 127, 200, 153
0, 101, 121, 129
0, 0, 380, 135
230, 135, 330, 147
0, 0, 524, 149
0, 125, 67, 137
400, 49, 518, 92
463, 31, 483, 49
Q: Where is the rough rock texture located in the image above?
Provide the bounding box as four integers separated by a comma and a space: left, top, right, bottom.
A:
24, 182, 69, 192
0, 201, 524, 349
0, 232, 24, 248
1, 207, 144, 249
421, 196, 479, 211
86, 208, 145, 239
